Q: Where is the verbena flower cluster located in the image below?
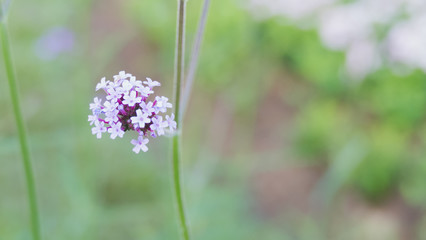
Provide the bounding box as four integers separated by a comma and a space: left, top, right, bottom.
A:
89, 71, 177, 153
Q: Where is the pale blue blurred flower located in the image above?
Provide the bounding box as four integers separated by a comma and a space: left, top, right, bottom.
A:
35, 27, 75, 60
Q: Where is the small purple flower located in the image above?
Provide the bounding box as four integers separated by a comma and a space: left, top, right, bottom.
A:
96, 77, 109, 91
150, 116, 168, 136
103, 100, 118, 112
108, 122, 125, 139
131, 109, 151, 129
91, 121, 107, 139
143, 77, 161, 89
89, 97, 102, 111
165, 114, 177, 132
106, 88, 122, 102
113, 71, 132, 85
140, 101, 155, 116
122, 91, 142, 107
120, 80, 133, 93
88, 114, 98, 125
155, 96, 172, 113
131, 135, 149, 153
89, 71, 176, 153
104, 109, 119, 123
129, 76, 143, 88
136, 86, 154, 98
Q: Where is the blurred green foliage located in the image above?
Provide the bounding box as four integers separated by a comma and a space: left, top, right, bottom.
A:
129, 0, 426, 204
2, 0, 426, 239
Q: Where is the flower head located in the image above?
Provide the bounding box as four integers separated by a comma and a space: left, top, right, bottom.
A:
89, 71, 177, 153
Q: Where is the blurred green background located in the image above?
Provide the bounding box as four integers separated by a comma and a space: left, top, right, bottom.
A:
2, 0, 426, 239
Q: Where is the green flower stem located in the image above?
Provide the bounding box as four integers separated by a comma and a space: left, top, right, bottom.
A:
174, 0, 186, 124
1, 21, 41, 240
181, 0, 210, 119
172, 0, 190, 240
172, 134, 189, 240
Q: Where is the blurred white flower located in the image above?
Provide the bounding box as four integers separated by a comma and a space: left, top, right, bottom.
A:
345, 39, 381, 80
247, 0, 426, 79
248, 0, 335, 20
386, 15, 426, 71
319, 4, 372, 50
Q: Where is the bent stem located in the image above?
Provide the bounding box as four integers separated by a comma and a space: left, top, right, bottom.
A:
172, 0, 190, 240
1, 21, 41, 240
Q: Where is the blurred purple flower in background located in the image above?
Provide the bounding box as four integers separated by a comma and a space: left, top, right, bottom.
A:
34, 27, 75, 60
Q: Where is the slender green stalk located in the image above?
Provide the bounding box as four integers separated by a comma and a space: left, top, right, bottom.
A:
174, 0, 186, 124
1, 21, 41, 240
172, 0, 190, 239
172, 134, 189, 240
181, 0, 210, 119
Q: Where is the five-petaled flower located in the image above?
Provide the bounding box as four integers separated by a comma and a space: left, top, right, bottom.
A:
89, 71, 177, 153
150, 116, 168, 136
131, 109, 151, 129
92, 121, 107, 139
131, 135, 149, 153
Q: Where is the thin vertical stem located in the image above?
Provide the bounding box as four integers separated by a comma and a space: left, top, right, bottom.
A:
174, 0, 186, 125
172, 0, 190, 240
172, 135, 189, 240
181, 0, 210, 119
0, 21, 41, 240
